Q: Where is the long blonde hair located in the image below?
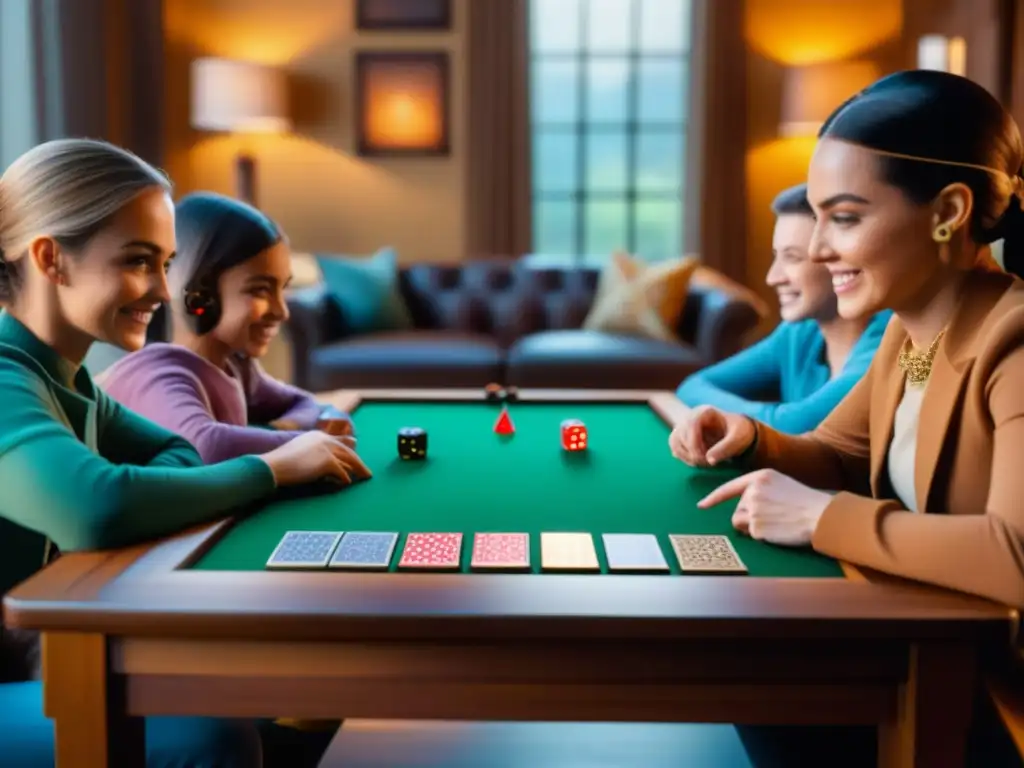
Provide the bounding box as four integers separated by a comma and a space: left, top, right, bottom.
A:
0, 138, 170, 302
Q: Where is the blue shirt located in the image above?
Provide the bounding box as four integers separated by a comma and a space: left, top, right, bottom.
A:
676, 311, 892, 434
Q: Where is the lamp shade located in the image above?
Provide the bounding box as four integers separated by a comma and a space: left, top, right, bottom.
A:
779, 60, 880, 138
190, 58, 290, 133
917, 35, 966, 76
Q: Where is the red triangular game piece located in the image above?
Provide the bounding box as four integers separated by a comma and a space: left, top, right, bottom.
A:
493, 407, 515, 435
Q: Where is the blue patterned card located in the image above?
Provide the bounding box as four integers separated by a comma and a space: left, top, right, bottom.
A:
265, 531, 343, 569
329, 532, 399, 569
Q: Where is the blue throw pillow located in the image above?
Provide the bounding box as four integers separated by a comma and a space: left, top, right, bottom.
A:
315, 248, 414, 334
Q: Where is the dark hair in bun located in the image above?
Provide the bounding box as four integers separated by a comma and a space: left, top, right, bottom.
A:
819, 70, 1024, 276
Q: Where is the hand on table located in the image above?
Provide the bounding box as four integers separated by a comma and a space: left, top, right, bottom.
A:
668, 405, 756, 467
697, 469, 832, 547
317, 417, 356, 445
259, 431, 371, 488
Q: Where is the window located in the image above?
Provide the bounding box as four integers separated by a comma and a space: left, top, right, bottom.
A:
529, 0, 692, 266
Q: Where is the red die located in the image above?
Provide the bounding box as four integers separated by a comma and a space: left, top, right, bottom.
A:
560, 419, 587, 451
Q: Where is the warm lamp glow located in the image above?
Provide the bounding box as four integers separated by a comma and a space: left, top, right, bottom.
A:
917, 35, 967, 76
779, 60, 881, 137
357, 53, 449, 156
745, 0, 902, 66
191, 58, 290, 134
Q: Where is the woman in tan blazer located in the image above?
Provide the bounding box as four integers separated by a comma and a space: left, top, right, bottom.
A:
669, 69, 1024, 610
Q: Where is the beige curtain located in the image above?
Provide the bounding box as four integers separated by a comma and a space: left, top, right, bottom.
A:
464, 0, 532, 258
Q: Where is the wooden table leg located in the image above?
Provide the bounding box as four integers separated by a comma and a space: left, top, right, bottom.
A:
878, 642, 977, 768
42, 632, 144, 768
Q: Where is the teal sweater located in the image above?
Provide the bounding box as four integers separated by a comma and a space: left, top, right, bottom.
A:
676, 311, 892, 434
0, 312, 277, 597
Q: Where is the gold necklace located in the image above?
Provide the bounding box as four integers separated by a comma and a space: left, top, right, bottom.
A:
897, 329, 946, 384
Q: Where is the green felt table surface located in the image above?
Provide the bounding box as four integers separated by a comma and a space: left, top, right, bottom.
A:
192, 401, 842, 578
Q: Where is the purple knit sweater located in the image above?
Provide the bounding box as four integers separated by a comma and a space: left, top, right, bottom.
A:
96, 343, 324, 464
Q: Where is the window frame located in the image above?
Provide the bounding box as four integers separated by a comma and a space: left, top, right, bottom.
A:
527, 0, 692, 265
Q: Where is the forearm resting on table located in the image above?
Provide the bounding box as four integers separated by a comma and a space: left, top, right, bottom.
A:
0, 447, 274, 552
814, 493, 1024, 608
749, 420, 871, 496
187, 419, 304, 465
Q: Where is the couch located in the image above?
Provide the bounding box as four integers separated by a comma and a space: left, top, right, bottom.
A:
285, 261, 762, 393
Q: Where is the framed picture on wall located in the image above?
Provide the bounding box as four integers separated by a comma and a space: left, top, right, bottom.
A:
355, 0, 452, 31
354, 51, 451, 157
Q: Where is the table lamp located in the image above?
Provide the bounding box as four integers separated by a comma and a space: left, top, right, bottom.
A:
190, 57, 291, 207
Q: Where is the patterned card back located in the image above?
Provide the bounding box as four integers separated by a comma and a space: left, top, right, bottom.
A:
329, 532, 399, 569
669, 534, 748, 574
398, 533, 463, 569
265, 531, 343, 569
471, 533, 530, 570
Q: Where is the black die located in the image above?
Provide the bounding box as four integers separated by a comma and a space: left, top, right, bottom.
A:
398, 427, 427, 459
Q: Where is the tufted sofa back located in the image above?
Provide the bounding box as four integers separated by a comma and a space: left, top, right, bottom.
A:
394, 261, 706, 349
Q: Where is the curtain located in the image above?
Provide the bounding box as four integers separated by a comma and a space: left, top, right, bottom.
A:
464, 0, 532, 258
0, 0, 164, 169
683, 0, 748, 284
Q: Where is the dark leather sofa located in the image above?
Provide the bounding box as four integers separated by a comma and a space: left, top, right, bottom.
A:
285, 261, 762, 392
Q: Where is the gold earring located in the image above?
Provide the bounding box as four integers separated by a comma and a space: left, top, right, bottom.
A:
933, 223, 952, 243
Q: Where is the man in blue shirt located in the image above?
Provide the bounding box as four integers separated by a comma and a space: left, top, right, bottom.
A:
676, 183, 890, 434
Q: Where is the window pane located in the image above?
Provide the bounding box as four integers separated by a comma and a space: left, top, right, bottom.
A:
638, 59, 686, 123
533, 131, 579, 193
585, 131, 628, 191
585, 199, 628, 255
532, 60, 579, 124
639, 0, 690, 52
586, 0, 634, 52
531, 0, 582, 53
585, 59, 629, 123
635, 200, 682, 259
636, 131, 683, 192
534, 198, 578, 255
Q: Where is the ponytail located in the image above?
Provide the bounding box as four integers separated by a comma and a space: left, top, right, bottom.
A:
999, 186, 1024, 278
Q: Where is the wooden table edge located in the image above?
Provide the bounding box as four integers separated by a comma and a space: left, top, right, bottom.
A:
2, 388, 1015, 640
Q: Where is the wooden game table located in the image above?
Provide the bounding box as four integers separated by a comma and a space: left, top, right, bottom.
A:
2, 388, 1015, 767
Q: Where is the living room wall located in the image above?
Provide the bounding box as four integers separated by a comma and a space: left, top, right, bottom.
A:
743, 0, 904, 316
162, 0, 905, 298
162, 0, 467, 264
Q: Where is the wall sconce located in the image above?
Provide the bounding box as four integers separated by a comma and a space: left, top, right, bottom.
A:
917, 35, 967, 76
355, 51, 450, 157
190, 57, 291, 206
779, 60, 881, 138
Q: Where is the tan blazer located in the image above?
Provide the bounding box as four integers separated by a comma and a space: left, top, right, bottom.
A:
751, 268, 1024, 607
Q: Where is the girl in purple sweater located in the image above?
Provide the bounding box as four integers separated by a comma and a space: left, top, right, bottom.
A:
99, 192, 355, 465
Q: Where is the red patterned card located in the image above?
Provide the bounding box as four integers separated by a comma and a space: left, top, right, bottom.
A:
398, 533, 463, 569
471, 533, 530, 570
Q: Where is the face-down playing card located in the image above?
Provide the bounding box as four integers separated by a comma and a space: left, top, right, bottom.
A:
398, 533, 463, 570
265, 531, 343, 569
471, 533, 530, 570
329, 532, 399, 569
669, 534, 748, 574
602, 533, 669, 572
540, 532, 600, 572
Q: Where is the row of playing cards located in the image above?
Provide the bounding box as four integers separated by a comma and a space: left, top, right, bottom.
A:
541, 533, 747, 573
264, 530, 747, 574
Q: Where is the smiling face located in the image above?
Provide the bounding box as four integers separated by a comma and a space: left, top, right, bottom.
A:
806, 138, 942, 319
206, 240, 292, 359
765, 213, 837, 322
56, 187, 176, 351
